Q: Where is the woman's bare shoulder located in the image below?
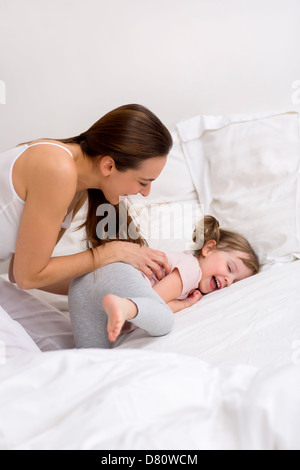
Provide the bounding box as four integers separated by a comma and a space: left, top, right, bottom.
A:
24, 140, 76, 175
13, 140, 77, 202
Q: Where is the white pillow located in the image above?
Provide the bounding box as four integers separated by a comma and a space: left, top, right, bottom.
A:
128, 130, 200, 252
177, 111, 300, 267
128, 199, 203, 252
129, 130, 198, 206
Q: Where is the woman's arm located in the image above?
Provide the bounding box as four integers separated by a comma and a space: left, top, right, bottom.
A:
12, 152, 170, 291
12, 238, 171, 293
13, 151, 93, 290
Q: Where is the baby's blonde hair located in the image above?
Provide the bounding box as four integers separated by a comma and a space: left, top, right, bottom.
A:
193, 215, 260, 275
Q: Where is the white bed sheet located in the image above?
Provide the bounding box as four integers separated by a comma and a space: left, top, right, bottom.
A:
117, 261, 300, 369
1, 261, 300, 371
0, 305, 40, 359
0, 348, 299, 450
0, 276, 74, 354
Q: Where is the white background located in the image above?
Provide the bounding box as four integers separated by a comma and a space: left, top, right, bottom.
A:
0, 0, 300, 273
0, 0, 300, 152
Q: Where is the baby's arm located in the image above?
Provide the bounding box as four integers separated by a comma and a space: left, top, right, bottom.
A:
153, 269, 202, 313
153, 269, 183, 303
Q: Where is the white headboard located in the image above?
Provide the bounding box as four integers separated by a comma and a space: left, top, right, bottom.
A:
0, 0, 300, 152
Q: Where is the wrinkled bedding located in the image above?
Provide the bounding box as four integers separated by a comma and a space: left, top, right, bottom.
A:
0, 348, 299, 450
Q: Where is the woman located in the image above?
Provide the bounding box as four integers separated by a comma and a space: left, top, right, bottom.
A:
0, 104, 172, 296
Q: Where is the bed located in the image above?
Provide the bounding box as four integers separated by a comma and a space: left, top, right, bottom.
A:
0, 110, 299, 450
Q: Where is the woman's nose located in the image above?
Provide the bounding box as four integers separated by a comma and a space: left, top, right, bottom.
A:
139, 185, 151, 197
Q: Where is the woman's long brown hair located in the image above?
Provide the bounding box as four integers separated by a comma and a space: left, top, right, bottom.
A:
59, 104, 173, 249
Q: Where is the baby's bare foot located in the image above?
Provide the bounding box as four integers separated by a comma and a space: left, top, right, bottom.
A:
103, 294, 138, 343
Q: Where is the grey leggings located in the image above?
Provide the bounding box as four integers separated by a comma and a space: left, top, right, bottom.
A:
68, 262, 174, 349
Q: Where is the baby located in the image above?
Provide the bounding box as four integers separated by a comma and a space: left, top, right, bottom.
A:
103, 215, 260, 342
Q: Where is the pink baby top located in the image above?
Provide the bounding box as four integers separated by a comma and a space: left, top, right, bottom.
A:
142, 251, 202, 300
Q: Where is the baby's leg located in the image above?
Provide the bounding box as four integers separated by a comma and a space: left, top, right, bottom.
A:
68, 262, 174, 349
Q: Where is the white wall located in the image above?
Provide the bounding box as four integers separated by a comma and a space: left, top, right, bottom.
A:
1, 0, 300, 152
0, 0, 300, 274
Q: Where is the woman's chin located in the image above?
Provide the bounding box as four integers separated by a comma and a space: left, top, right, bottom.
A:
103, 193, 119, 205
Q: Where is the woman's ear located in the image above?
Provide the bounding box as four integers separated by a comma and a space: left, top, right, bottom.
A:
201, 240, 217, 257
99, 156, 116, 176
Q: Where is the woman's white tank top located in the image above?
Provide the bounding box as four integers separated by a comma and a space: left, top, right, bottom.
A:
0, 142, 74, 262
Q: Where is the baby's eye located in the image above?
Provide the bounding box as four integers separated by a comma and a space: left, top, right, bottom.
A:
227, 264, 232, 272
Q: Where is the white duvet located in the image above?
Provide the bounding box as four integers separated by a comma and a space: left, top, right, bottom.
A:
0, 261, 299, 450
0, 348, 299, 450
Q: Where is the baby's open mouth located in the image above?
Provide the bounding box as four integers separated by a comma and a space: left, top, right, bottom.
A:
211, 276, 221, 291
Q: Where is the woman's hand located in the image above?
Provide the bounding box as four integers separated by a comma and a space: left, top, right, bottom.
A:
98, 241, 170, 280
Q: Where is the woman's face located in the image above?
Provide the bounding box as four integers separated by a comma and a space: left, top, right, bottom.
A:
100, 156, 167, 205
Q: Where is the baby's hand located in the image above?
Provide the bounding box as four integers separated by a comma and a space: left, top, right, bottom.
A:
183, 290, 203, 308
167, 290, 203, 313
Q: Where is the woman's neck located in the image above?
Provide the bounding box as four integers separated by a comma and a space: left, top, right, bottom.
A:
69, 144, 103, 192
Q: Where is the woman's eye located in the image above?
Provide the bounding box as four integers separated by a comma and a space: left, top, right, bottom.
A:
139, 182, 148, 187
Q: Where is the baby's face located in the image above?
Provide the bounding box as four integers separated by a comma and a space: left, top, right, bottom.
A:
198, 247, 253, 294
